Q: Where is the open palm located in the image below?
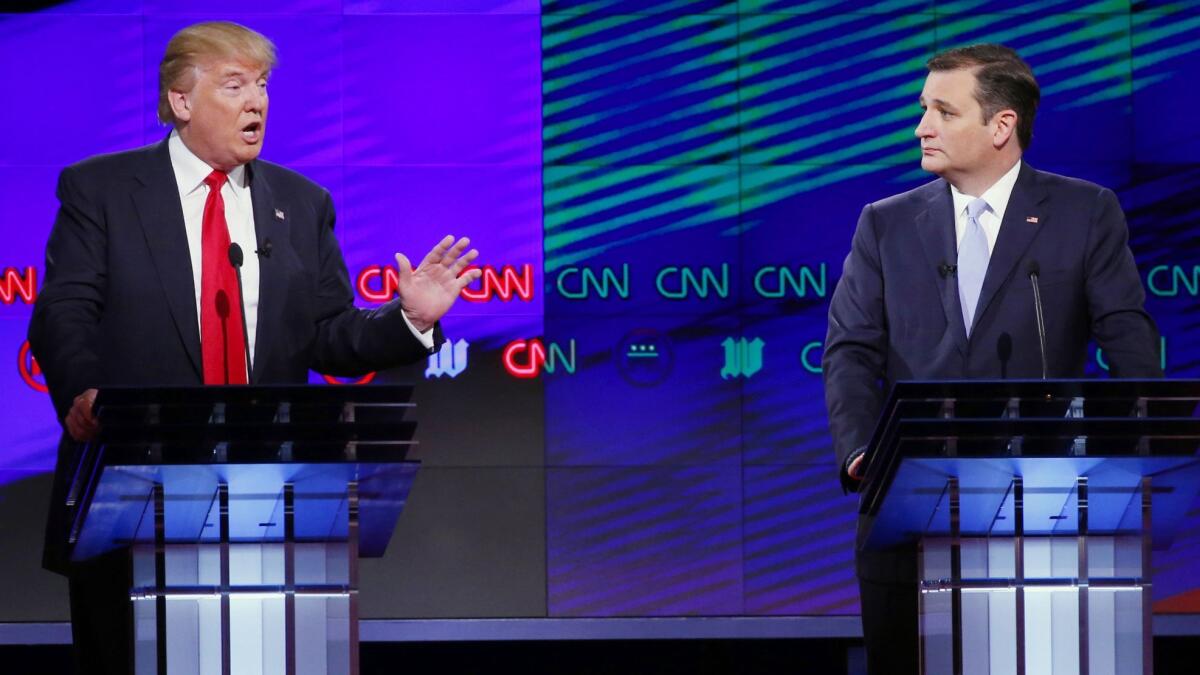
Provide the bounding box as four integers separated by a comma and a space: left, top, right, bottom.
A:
395, 235, 481, 333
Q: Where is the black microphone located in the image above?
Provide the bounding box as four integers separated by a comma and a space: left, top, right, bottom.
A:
1027, 260, 1048, 380
255, 238, 273, 258
997, 332, 1012, 380
938, 261, 957, 278
227, 243, 254, 384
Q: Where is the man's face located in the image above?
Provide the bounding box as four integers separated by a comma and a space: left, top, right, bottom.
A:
914, 68, 998, 183
174, 58, 269, 171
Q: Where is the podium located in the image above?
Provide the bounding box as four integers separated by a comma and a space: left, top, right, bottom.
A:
63, 385, 420, 675
859, 380, 1200, 675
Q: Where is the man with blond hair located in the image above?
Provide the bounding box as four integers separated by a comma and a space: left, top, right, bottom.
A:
31, 21, 480, 672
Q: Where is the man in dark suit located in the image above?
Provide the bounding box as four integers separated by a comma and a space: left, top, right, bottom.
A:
822, 44, 1161, 674
29, 21, 481, 674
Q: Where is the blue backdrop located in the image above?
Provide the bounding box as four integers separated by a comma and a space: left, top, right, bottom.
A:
1, 0, 1198, 622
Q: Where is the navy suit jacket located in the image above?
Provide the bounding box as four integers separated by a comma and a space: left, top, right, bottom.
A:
823, 162, 1162, 492
30, 138, 439, 572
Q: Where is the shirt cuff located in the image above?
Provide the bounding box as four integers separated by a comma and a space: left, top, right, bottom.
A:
400, 309, 436, 352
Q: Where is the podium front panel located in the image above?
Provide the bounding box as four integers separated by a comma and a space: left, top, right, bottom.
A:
72, 461, 419, 562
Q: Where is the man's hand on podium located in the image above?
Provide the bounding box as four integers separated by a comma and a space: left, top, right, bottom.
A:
847, 453, 865, 482
66, 388, 99, 443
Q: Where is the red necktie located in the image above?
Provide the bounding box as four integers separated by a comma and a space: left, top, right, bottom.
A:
200, 170, 248, 385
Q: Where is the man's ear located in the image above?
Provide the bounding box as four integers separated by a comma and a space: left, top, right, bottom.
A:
168, 89, 192, 123
992, 109, 1018, 149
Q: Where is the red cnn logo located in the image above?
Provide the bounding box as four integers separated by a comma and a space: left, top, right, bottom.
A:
357, 265, 400, 303
460, 265, 534, 303
18, 340, 48, 393
503, 339, 546, 378
356, 264, 533, 304
502, 339, 576, 378
322, 372, 377, 386
1, 267, 37, 304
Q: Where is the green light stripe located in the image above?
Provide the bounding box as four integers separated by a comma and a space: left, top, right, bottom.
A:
739, 0, 933, 14
937, 0, 1128, 15
739, 14, 931, 91
546, 91, 739, 164
546, 181, 737, 248
742, 105, 920, 161
544, 16, 733, 88
1131, 13, 1200, 56
543, 1, 1197, 271
542, 13, 633, 52
741, 148, 919, 212
739, 77, 924, 153
545, 55, 739, 146
1132, 40, 1200, 74
744, 123, 916, 166
544, 41, 737, 119
545, 165, 734, 231
739, 13, 870, 62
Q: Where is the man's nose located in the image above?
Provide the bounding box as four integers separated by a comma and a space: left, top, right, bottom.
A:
914, 112, 933, 139
246, 88, 266, 112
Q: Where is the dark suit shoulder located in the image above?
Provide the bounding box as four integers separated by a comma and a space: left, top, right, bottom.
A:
869, 177, 946, 213
250, 158, 330, 202
855, 178, 948, 240
61, 142, 162, 185
1026, 166, 1112, 200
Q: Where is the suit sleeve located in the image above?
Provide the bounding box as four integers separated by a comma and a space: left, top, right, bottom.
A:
823, 203, 889, 492
28, 166, 107, 422
1084, 188, 1162, 378
308, 190, 443, 376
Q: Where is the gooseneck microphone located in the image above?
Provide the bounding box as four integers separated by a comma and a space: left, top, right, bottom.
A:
1027, 260, 1048, 380
227, 243, 254, 384
939, 261, 957, 278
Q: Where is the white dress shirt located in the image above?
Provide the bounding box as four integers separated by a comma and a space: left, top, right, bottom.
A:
950, 159, 1023, 256
169, 131, 262, 367
168, 132, 433, 375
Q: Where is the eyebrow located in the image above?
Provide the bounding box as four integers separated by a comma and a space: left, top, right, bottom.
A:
218, 68, 269, 81
918, 97, 959, 112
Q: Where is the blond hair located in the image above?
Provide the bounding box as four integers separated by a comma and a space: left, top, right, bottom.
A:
157, 21, 277, 125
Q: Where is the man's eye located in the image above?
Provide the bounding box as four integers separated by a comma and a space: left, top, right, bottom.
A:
940, 110, 953, 119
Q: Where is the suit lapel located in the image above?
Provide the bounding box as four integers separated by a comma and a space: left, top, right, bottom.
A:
970, 162, 1049, 336
248, 161, 288, 381
916, 179, 968, 355
131, 139, 202, 377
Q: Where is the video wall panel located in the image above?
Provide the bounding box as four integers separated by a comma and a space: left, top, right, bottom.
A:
1, 0, 1198, 623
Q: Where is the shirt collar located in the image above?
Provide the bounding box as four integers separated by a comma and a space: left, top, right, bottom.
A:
168, 130, 248, 201
950, 159, 1023, 223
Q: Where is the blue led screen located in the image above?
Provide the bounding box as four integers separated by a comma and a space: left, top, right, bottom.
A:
1, 0, 1199, 622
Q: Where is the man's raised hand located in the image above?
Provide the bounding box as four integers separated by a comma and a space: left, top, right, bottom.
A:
395, 235, 481, 333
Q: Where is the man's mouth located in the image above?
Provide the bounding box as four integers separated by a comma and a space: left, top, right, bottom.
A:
241, 121, 262, 143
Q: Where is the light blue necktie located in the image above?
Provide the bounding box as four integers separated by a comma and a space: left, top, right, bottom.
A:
958, 197, 991, 335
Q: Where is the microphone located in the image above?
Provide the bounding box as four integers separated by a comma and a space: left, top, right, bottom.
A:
997, 332, 1012, 380
227, 243, 254, 384
1026, 260, 1048, 380
255, 238, 273, 258
938, 261, 957, 278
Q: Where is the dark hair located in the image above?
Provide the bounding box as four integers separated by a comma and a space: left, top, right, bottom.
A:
927, 44, 1040, 150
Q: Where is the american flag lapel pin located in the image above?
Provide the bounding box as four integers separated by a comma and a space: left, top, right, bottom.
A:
274, 208, 285, 220
1026, 216, 1039, 223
